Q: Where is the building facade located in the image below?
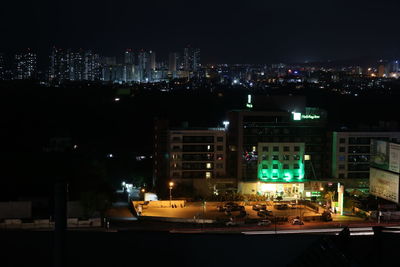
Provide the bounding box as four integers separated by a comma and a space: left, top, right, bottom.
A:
0, 53, 5, 80
153, 119, 236, 198
15, 49, 37, 80
226, 106, 328, 199
369, 140, 400, 204
330, 131, 400, 190
49, 47, 101, 82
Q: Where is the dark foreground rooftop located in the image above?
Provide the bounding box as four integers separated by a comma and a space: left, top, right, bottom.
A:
2, 229, 399, 267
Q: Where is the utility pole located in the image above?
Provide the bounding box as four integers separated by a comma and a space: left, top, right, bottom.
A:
46, 137, 73, 267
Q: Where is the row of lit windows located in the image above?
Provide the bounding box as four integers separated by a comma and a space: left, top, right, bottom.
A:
260, 154, 301, 161
171, 171, 213, 179
261, 146, 301, 152
172, 153, 224, 160
261, 164, 300, 169
171, 145, 224, 152
173, 163, 224, 169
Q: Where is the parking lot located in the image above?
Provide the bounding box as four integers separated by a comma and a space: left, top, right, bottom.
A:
138, 201, 320, 222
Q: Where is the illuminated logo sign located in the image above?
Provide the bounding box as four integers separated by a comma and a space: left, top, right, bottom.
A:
292, 112, 321, 120
301, 114, 320, 120
246, 94, 253, 108
292, 112, 301, 120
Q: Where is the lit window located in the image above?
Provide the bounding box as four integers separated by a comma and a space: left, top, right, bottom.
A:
252, 146, 256, 152
304, 155, 311, 161
206, 163, 212, 169
205, 172, 211, 179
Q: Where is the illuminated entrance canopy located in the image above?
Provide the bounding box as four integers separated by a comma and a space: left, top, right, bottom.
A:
257, 182, 304, 198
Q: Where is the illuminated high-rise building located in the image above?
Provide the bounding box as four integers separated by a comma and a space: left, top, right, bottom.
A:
183, 47, 201, 72
168, 52, 178, 73
124, 49, 135, 65
49, 47, 100, 82
49, 47, 69, 81
149, 50, 156, 71
137, 50, 156, 82
14, 49, 37, 80
83, 50, 101, 81
137, 50, 148, 82
123, 49, 135, 82
68, 51, 84, 81
0, 53, 5, 80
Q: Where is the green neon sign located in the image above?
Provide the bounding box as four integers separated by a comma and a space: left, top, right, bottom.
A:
246, 94, 253, 108
301, 114, 320, 120
292, 112, 321, 121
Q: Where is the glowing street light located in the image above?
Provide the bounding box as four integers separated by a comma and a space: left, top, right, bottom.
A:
169, 182, 174, 207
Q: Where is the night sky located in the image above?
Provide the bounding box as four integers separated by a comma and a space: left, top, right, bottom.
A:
1, 0, 400, 63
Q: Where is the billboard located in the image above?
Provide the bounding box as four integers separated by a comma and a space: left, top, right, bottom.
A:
370, 167, 399, 203
371, 140, 400, 174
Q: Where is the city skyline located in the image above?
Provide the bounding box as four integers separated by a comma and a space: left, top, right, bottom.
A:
2, 0, 400, 64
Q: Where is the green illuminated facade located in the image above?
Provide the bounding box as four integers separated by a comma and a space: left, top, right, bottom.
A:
257, 142, 305, 182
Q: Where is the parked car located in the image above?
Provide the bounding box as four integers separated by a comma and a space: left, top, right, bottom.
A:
225, 217, 245, 226
275, 204, 289, 210
291, 218, 304, 225
226, 204, 244, 212
217, 202, 236, 211
257, 210, 273, 217
236, 210, 247, 218
252, 204, 267, 211
257, 219, 272, 226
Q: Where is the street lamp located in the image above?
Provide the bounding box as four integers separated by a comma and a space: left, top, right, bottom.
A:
169, 182, 174, 207
141, 188, 146, 201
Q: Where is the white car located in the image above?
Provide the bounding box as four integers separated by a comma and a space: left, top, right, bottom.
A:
225, 218, 245, 226
292, 218, 304, 225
